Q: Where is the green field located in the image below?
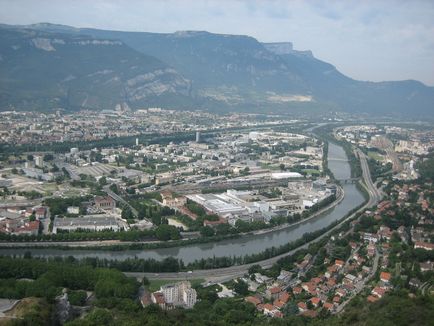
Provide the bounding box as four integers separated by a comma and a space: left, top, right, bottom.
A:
367, 151, 384, 161
302, 169, 321, 175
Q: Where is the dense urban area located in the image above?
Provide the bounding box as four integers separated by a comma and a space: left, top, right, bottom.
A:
1, 108, 434, 325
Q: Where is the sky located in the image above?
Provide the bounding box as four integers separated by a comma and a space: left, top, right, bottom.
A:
1, 0, 434, 86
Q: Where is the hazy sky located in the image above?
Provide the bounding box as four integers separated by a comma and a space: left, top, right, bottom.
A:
1, 0, 434, 86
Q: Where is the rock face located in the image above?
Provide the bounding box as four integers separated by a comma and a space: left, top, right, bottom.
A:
0, 26, 192, 111
1, 23, 433, 117
55, 292, 72, 324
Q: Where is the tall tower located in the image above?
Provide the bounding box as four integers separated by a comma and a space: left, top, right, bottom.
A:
136, 138, 139, 146
195, 131, 200, 143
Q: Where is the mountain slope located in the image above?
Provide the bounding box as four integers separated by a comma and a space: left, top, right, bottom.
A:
0, 26, 192, 111
62, 26, 434, 116
1, 23, 433, 117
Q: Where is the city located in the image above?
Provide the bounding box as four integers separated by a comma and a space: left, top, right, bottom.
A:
1, 109, 433, 325
0, 1, 434, 325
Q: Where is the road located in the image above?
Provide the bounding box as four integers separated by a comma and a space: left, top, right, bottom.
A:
103, 185, 143, 220
125, 146, 382, 283
356, 149, 382, 204
335, 246, 380, 313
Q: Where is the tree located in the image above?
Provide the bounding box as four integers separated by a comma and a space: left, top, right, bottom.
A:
109, 184, 119, 194
43, 154, 54, 162
99, 176, 107, 186
142, 276, 150, 286
233, 279, 249, 295
200, 226, 215, 237
27, 154, 34, 161
248, 264, 262, 275
121, 207, 134, 220
155, 224, 180, 241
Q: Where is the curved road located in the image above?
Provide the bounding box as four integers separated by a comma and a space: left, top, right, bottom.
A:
125, 147, 382, 283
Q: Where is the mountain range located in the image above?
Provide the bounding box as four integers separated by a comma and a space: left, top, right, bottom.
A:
0, 22, 433, 117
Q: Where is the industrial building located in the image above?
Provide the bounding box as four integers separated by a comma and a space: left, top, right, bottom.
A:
52, 215, 122, 233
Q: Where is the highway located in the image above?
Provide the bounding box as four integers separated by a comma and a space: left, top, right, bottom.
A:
356, 149, 382, 205
125, 146, 382, 283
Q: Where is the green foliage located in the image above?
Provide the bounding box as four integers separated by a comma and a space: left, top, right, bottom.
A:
43, 195, 91, 216
233, 279, 249, 296
328, 292, 434, 326
68, 290, 87, 306
418, 157, 434, 180
200, 226, 215, 237
43, 154, 54, 162
0, 257, 139, 302
155, 224, 181, 241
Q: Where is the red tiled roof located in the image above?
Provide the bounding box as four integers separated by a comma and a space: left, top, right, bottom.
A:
311, 297, 321, 305
263, 303, 275, 311
297, 302, 307, 310
278, 292, 290, 304
335, 259, 344, 266
380, 272, 391, 281
367, 295, 379, 303
245, 296, 261, 306
273, 299, 285, 309
269, 286, 281, 294
323, 302, 333, 310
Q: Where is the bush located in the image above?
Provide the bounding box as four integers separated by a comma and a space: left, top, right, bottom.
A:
68, 290, 87, 306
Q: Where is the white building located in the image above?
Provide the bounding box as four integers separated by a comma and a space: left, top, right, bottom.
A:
52, 215, 122, 234
34, 155, 44, 167
158, 281, 197, 309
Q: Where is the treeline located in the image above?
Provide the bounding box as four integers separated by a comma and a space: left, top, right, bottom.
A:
44, 195, 92, 216
314, 124, 362, 178
0, 131, 196, 155
0, 257, 139, 303
417, 156, 434, 180
0, 228, 156, 242
0, 199, 367, 274
1, 122, 300, 157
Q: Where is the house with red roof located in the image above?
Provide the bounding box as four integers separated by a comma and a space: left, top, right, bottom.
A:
323, 302, 334, 311
372, 286, 386, 298
310, 297, 321, 307
297, 302, 307, 312
380, 272, 391, 283
263, 303, 278, 317
367, 295, 379, 303
266, 286, 281, 300
278, 291, 290, 304
245, 296, 262, 307
292, 286, 303, 295
414, 242, 434, 251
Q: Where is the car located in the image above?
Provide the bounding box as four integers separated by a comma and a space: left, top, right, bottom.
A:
187, 271, 193, 274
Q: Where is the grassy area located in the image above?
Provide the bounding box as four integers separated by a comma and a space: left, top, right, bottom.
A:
302, 169, 321, 175
1, 297, 51, 326
147, 279, 205, 292
367, 151, 384, 161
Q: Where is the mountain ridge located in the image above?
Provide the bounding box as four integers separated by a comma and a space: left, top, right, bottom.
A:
0, 22, 433, 117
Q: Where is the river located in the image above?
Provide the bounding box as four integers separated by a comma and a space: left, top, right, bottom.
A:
0, 142, 365, 264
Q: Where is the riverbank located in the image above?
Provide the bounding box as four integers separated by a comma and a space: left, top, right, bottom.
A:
0, 142, 367, 265
0, 186, 343, 250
